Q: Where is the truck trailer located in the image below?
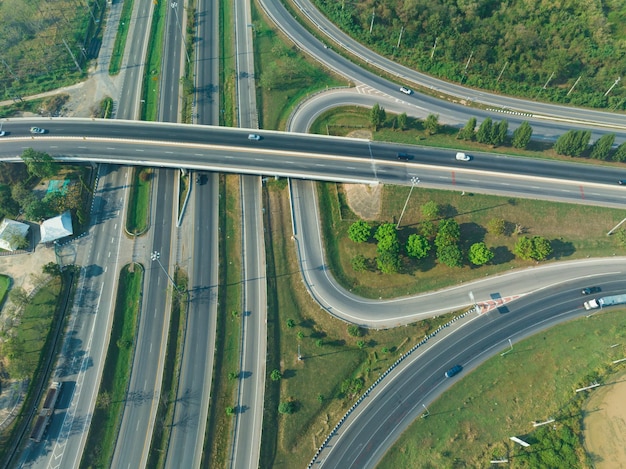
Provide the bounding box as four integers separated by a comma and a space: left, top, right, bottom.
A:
583, 294, 626, 310
29, 382, 62, 443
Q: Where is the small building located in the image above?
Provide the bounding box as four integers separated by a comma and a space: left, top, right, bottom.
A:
40, 211, 73, 244
0, 219, 30, 251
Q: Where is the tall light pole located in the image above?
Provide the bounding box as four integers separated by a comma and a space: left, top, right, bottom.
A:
396, 177, 419, 229
151, 250, 178, 291
171, 2, 190, 64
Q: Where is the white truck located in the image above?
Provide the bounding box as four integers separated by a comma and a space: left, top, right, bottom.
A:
583, 294, 626, 311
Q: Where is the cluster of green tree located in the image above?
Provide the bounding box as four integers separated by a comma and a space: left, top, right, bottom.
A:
458, 117, 508, 147
312, 0, 626, 109
0, 149, 83, 222
0, 0, 104, 100
348, 204, 553, 273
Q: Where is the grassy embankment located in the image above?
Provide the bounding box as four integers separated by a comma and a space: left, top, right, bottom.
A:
79, 264, 143, 468
251, 0, 346, 130
379, 310, 626, 468
0, 275, 10, 306
201, 175, 243, 468
0, 276, 64, 461
125, 168, 153, 235
146, 270, 188, 469
109, 0, 136, 75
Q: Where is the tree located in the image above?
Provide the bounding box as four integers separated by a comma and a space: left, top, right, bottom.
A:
590, 133, 615, 160
270, 369, 282, 381
348, 220, 371, 243
476, 118, 493, 144
553, 130, 591, 156
20, 148, 58, 178
491, 119, 508, 147
228, 371, 239, 380
376, 249, 400, 273
317, 394, 324, 403
0, 184, 19, 218
351, 254, 367, 272
316, 339, 324, 348
613, 142, 626, 162
421, 201, 439, 220
370, 103, 386, 131
278, 401, 296, 414
406, 234, 431, 259
357, 340, 365, 349
424, 114, 440, 135
9, 287, 29, 308
468, 242, 494, 265
226, 406, 235, 416
512, 121, 533, 149
297, 331, 304, 339
435, 219, 460, 248
615, 229, 626, 247
419, 220, 436, 238
514, 236, 552, 261
458, 117, 476, 140
347, 325, 362, 337
487, 217, 506, 236
374, 223, 399, 254
286, 319, 296, 328
437, 244, 463, 267
397, 112, 407, 130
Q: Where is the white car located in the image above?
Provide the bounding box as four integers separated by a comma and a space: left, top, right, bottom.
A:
0, 131, 5, 137
30, 127, 46, 134
455, 152, 470, 161
248, 133, 261, 141
399, 86, 413, 95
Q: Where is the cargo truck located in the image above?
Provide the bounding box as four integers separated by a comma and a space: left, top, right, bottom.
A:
583, 294, 626, 311
30, 382, 62, 443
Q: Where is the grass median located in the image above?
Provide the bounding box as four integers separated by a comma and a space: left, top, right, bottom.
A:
125, 168, 152, 235
202, 174, 243, 468
108, 0, 135, 75
141, 0, 168, 121
79, 263, 143, 469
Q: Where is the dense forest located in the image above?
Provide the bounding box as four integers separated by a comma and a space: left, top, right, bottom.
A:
313, 0, 626, 109
0, 0, 104, 101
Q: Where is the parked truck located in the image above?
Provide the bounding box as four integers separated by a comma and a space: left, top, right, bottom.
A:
583, 294, 626, 311
30, 382, 62, 443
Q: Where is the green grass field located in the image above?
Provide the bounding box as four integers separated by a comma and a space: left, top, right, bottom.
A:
80, 263, 143, 469
0, 275, 10, 308
378, 310, 626, 468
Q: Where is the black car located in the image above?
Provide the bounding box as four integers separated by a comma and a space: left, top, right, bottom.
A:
195, 174, 207, 185
397, 152, 411, 161
581, 286, 601, 295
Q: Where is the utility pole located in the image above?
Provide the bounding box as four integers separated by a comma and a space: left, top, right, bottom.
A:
369, 8, 375, 34
604, 77, 621, 97
496, 61, 509, 84
0, 56, 18, 81
421, 404, 430, 418
464, 50, 474, 75
396, 27, 404, 48
151, 250, 179, 291
567, 76, 582, 96
536, 71, 555, 98
171, 2, 190, 63
62, 39, 82, 72
396, 177, 420, 229
500, 338, 513, 357
430, 37, 438, 59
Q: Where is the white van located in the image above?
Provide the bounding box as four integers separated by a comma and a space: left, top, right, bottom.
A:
455, 152, 470, 161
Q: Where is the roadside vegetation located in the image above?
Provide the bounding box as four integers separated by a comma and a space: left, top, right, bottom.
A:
109, 0, 136, 75
0, 0, 105, 101
260, 180, 461, 469
180, 2, 197, 123
0, 275, 10, 307
202, 174, 243, 468
125, 168, 152, 235
147, 270, 188, 468
80, 263, 143, 469
378, 309, 626, 468
0, 274, 65, 463
252, 2, 346, 130
307, 0, 626, 109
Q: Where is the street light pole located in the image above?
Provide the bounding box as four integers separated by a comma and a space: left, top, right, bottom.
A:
396, 177, 419, 229
171, 2, 190, 64
151, 251, 178, 291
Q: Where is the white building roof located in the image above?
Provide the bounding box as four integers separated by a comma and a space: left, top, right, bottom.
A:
40, 211, 73, 243
0, 219, 30, 251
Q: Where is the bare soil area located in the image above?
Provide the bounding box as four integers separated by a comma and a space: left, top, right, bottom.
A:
583, 369, 626, 468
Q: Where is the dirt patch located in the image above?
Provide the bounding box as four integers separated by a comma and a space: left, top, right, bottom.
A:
346, 129, 373, 140
583, 369, 626, 468
343, 184, 382, 220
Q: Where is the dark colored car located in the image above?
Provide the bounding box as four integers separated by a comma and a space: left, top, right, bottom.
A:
619, 180, 626, 185
581, 286, 601, 295
397, 152, 411, 161
445, 364, 463, 378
